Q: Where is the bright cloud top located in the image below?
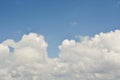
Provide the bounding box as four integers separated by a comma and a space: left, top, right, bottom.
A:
0, 30, 120, 80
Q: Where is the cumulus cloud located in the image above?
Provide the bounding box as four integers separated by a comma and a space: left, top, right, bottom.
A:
0, 30, 120, 80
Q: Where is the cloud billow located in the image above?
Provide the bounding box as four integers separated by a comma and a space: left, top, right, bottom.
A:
0, 30, 120, 80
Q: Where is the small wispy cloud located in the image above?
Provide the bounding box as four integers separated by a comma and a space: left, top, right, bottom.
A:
70, 21, 79, 28
71, 22, 78, 26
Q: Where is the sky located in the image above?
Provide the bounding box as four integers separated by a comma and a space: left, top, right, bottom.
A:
0, 0, 120, 80
0, 0, 120, 57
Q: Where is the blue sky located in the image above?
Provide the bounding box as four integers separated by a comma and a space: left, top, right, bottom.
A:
0, 0, 120, 57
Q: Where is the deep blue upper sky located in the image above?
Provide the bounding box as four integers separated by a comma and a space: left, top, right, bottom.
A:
0, 0, 120, 57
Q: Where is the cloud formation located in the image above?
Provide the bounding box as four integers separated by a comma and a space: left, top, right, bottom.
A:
0, 30, 120, 80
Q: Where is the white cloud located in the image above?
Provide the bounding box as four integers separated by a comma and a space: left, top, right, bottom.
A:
0, 30, 120, 80
0, 44, 9, 62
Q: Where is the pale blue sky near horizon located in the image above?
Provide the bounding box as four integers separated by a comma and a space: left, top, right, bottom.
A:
0, 0, 120, 57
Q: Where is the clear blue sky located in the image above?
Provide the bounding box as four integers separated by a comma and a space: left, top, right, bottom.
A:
0, 0, 120, 57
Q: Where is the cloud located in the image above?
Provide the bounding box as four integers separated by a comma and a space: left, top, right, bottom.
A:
70, 21, 79, 28
0, 30, 120, 80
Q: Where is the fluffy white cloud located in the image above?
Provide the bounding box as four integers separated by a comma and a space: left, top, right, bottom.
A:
0, 30, 120, 80
0, 44, 9, 61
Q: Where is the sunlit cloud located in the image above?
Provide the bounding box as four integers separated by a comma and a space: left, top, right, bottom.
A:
0, 30, 120, 80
